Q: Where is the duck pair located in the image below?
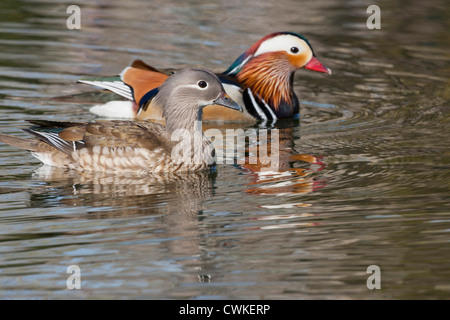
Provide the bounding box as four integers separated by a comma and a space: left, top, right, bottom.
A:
82, 31, 331, 122
0, 32, 331, 174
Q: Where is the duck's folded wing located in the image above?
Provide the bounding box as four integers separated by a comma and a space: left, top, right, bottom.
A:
23, 120, 168, 155
82, 120, 168, 152
77, 60, 171, 104
24, 120, 88, 154
78, 76, 134, 101
120, 60, 169, 107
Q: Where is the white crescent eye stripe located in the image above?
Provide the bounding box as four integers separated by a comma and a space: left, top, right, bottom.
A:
181, 83, 209, 90
254, 35, 310, 57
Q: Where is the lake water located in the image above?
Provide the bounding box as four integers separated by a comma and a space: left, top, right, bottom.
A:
0, 0, 449, 299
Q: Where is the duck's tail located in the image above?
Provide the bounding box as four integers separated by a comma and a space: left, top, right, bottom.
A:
0, 133, 39, 152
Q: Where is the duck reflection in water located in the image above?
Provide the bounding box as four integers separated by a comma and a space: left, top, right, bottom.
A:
31, 165, 216, 217
20, 123, 325, 287
25, 123, 327, 212
28, 165, 217, 267
203, 121, 327, 197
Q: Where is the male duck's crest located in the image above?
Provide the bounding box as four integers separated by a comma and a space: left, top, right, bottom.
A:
224, 32, 317, 75
224, 31, 331, 119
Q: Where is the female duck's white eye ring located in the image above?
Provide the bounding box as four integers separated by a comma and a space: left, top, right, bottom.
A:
198, 80, 208, 89
290, 46, 300, 54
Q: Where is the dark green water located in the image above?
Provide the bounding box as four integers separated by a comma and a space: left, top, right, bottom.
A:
0, 0, 449, 299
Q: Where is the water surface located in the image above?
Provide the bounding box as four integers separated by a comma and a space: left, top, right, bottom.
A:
0, 0, 449, 299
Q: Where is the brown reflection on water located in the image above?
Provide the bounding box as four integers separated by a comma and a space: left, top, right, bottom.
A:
0, 0, 449, 299
27, 165, 217, 281
239, 126, 327, 196
30, 165, 215, 214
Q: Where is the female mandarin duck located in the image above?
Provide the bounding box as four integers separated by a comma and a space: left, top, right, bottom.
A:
0, 69, 242, 173
79, 32, 331, 122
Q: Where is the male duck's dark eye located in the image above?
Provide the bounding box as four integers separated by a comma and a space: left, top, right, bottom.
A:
290, 46, 299, 54
198, 80, 208, 88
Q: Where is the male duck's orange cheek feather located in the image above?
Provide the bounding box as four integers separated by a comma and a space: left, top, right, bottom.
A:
236, 52, 294, 109
288, 51, 313, 69
121, 67, 169, 106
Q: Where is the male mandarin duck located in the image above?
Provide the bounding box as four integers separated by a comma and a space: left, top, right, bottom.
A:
79, 31, 331, 122
0, 69, 242, 173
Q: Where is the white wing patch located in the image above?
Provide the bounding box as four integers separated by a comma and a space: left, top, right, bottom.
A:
31, 152, 57, 166
32, 131, 73, 154
254, 34, 311, 58
90, 100, 137, 119
78, 80, 133, 101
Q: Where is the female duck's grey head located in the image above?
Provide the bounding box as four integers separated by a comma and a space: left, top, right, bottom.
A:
153, 69, 242, 131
